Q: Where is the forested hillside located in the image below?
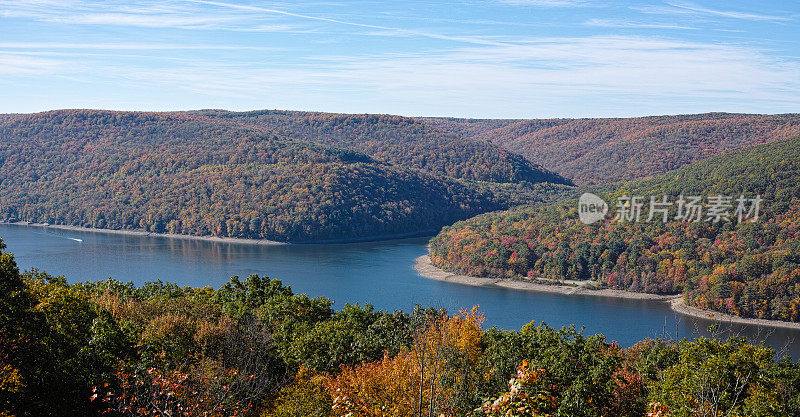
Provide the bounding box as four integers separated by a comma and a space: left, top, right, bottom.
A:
424, 113, 800, 184
0, 110, 568, 242
203, 110, 567, 185
2, 244, 799, 417
5, 110, 796, 242
431, 137, 800, 322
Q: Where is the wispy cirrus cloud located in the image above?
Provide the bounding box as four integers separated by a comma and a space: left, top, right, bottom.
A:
2, 0, 799, 116
23, 35, 794, 117
667, 2, 791, 22
1, 0, 518, 45
0, 52, 63, 76
637, 2, 792, 23
184, 0, 515, 46
584, 18, 695, 30
38, 12, 239, 29
0, 42, 279, 51
0, 0, 297, 31
496, 0, 587, 7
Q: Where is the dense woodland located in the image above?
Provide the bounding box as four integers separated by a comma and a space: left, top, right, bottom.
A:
205, 110, 566, 185
4, 110, 798, 243
2, 243, 800, 417
431, 137, 800, 322
423, 113, 800, 184
0, 110, 568, 242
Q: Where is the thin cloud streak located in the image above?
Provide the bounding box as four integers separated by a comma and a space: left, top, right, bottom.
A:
0, 0, 296, 31
646, 2, 793, 22
3, 0, 517, 46
0, 53, 63, 76
497, 0, 587, 7
0, 42, 279, 51
184, 0, 515, 46
584, 18, 695, 30
39, 12, 239, 29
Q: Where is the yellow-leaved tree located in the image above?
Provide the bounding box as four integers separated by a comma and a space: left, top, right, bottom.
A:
324, 307, 485, 417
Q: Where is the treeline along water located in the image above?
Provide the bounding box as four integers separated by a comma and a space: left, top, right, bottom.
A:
1, 223, 797, 359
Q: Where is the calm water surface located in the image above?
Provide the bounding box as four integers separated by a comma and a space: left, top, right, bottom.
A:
2, 224, 798, 358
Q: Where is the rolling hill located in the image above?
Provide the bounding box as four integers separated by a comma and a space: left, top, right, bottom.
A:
422, 113, 800, 185
201, 110, 567, 185
0, 110, 568, 242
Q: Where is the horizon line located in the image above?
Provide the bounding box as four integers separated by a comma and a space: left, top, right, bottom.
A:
3, 107, 799, 121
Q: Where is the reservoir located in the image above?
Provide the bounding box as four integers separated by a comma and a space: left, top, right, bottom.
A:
2, 223, 797, 359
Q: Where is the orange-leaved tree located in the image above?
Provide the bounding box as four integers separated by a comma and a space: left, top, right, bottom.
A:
324, 307, 485, 417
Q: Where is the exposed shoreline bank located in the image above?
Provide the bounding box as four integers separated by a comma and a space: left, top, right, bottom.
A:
1, 221, 288, 245
414, 254, 676, 300
414, 254, 800, 330
0, 221, 436, 246
668, 298, 800, 330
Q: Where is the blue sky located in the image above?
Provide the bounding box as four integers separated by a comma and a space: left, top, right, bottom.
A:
0, 0, 798, 117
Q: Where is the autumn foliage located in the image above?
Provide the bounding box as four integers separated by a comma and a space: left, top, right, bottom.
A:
0, 240, 799, 416
324, 307, 485, 417
0, 110, 566, 243
431, 137, 800, 322
426, 113, 800, 185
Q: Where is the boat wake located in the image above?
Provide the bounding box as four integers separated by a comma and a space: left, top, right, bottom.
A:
35, 229, 84, 243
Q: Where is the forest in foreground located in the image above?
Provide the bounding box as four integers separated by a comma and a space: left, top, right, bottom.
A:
2, 241, 800, 417
431, 137, 800, 323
